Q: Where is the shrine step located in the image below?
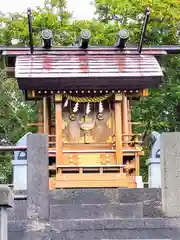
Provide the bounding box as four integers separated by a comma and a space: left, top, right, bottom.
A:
49, 218, 180, 239
50, 188, 162, 218
50, 188, 161, 204
9, 189, 162, 222
50, 217, 180, 231
8, 218, 180, 240
8, 228, 176, 240
50, 202, 143, 219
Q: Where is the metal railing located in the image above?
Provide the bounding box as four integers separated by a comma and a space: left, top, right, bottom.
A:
0, 146, 27, 151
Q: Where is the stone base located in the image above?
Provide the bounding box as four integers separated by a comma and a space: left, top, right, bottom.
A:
8, 218, 180, 240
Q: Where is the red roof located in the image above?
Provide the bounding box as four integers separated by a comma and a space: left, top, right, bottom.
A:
15, 53, 163, 90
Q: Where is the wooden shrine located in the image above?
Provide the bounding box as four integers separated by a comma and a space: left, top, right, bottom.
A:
1, 8, 180, 189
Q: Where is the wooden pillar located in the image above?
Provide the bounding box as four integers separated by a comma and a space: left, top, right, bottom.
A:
127, 98, 132, 134
48, 97, 51, 135
135, 153, 140, 176
55, 94, 63, 165
38, 100, 43, 133
122, 94, 129, 147
115, 93, 123, 164
43, 97, 49, 134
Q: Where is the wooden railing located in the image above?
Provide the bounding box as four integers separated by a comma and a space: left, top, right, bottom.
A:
48, 133, 143, 150
56, 165, 128, 174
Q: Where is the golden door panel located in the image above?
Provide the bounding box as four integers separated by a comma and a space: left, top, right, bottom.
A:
62, 103, 115, 145
61, 153, 116, 165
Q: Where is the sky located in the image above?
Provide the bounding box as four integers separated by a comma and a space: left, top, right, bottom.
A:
0, 0, 94, 20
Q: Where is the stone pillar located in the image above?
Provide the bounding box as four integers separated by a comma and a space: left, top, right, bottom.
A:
0, 185, 14, 240
161, 132, 180, 217
27, 134, 49, 221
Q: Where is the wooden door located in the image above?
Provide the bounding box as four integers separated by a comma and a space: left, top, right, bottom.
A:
61, 101, 116, 165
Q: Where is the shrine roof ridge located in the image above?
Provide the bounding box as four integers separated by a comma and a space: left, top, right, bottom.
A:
2, 45, 180, 56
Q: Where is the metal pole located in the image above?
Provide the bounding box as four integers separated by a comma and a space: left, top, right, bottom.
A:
27, 8, 34, 54
138, 8, 150, 54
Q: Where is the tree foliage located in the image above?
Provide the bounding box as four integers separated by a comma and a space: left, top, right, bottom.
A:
93, 0, 180, 180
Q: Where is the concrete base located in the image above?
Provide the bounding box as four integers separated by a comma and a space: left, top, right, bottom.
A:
135, 176, 144, 188
0, 185, 14, 240
12, 164, 27, 191
147, 157, 161, 188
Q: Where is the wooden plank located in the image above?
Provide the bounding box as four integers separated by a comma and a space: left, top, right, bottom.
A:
62, 149, 116, 153
16, 61, 161, 66
16, 72, 163, 78
16, 56, 159, 60
115, 93, 123, 164
49, 178, 56, 190
57, 164, 125, 168
16, 64, 161, 69
16, 53, 159, 57
55, 94, 63, 165
56, 172, 129, 181
17, 76, 162, 91
63, 143, 114, 150
16, 69, 162, 74
16, 59, 160, 63
16, 54, 163, 60
55, 173, 136, 188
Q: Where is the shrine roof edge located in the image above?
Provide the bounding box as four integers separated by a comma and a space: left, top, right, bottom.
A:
0, 46, 171, 56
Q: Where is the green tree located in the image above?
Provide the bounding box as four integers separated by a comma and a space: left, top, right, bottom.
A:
93, 0, 180, 129
0, 0, 73, 183
93, 0, 180, 180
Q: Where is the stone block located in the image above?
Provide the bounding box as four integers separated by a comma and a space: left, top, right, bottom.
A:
8, 199, 27, 221
50, 203, 143, 220
27, 134, 49, 221
161, 132, 180, 217
50, 217, 180, 231
0, 185, 14, 208
49, 188, 161, 205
